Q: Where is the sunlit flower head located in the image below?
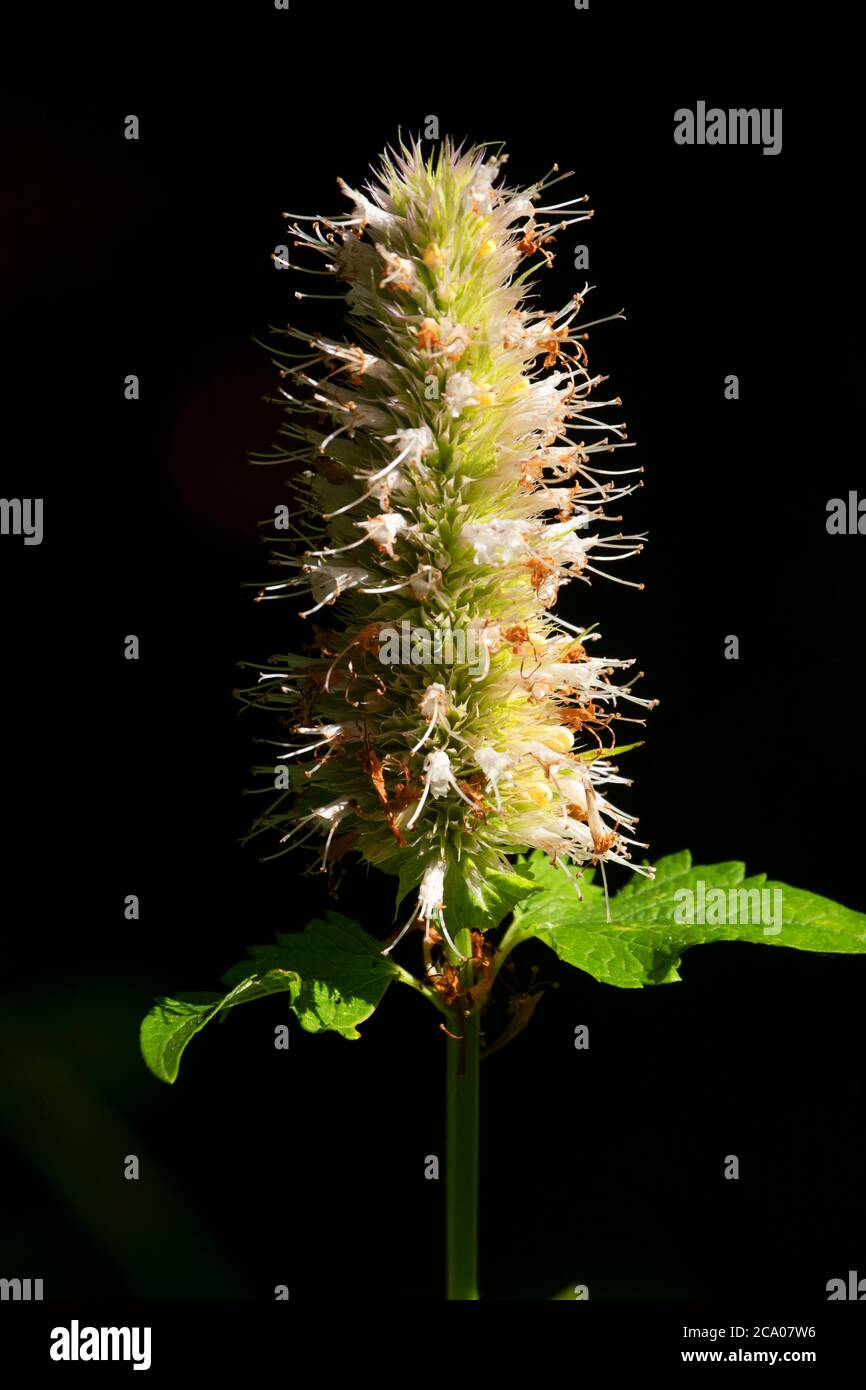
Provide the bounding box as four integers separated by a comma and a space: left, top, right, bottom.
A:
243, 136, 657, 957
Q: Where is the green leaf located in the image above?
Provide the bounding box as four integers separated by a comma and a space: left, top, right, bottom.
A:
140, 973, 301, 1084
223, 911, 401, 1040
511, 849, 866, 989
444, 857, 540, 936
141, 913, 401, 1083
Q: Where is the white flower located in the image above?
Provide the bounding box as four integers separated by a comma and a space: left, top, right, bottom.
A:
424, 749, 457, 799
412, 683, 451, 753
546, 532, 588, 569
301, 563, 370, 616
511, 820, 572, 857
382, 856, 466, 961
474, 746, 513, 808
278, 796, 353, 870
337, 177, 399, 234
443, 371, 482, 416
431, 316, 472, 362
320, 429, 436, 523
466, 157, 503, 215
312, 338, 393, 382
407, 748, 478, 830
418, 859, 446, 921
377, 245, 417, 291
419, 683, 450, 721
505, 373, 571, 438
279, 721, 363, 761
520, 740, 570, 775
465, 618, 503, 678
462, 519, 533, 565
355, 512, 408, 558
382, 425, 435, 469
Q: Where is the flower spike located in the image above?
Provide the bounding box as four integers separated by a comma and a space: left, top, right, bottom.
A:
245, 136, 656, 957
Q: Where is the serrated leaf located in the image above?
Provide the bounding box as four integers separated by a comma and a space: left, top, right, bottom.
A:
514, 850, 606, 907
511, 850, 866, 988
224, 910, 400, 1040
141, 913, 401, 1083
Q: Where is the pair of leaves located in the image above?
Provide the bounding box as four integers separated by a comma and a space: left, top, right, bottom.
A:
141, 911, 400, 1083
511, 850, 866, 988
141, 851, 866, 1083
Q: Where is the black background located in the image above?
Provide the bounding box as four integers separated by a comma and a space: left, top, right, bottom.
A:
1, 5, 863, 1304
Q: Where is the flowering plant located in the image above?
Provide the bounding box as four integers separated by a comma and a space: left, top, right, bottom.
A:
141, 137, 866, 1301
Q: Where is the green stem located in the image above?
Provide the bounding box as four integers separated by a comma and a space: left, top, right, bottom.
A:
445, 928, 480, 1300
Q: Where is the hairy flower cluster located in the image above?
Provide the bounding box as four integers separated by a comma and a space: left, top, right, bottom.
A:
242, 137, 656, 960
